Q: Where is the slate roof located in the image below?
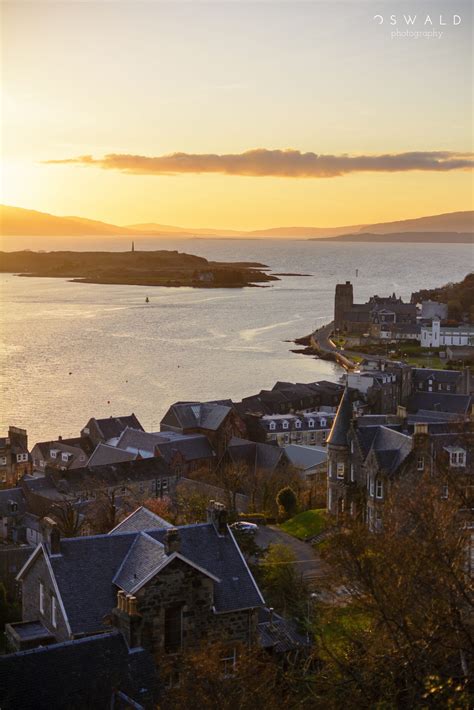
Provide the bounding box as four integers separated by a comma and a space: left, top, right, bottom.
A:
284, 445, 327, 471
369, 427, 412, 475
115, 427, 167, 454
109, 505, 172, 534
327, 387, 353, 448
113, 532, 167, 593
0, 631, 159, 710
412, 368, 462, 385
32, 440, 89, 470
87, 443, 137, 467
46, 457, 172, 493
21, 522, 265, 636
94, 414, 144, 441
258, 608, 310, 652
0, 487, 26, 516
161, 402, 231, 431
155, 435, 215, 464
408, 392, 472, 415
226, 437, 284, 473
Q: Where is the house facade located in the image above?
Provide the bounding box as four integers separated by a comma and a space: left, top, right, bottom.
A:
420, 318, 474, 348
0, 427, 31, 487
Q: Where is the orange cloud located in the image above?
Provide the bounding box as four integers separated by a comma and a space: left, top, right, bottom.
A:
44, 149, 474, 178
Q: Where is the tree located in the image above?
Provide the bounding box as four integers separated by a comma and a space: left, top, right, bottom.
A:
157, 641, 302, 710
312, 473, 474, 708
276, 486, 297, 519
51, 499, 83, 537
257, 543, 308, 623
142, 496, 175, 524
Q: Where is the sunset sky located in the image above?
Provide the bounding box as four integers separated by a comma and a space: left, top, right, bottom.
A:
1, 0, 473, 230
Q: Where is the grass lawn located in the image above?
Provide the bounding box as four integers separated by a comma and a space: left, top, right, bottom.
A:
280, 508, 328, 540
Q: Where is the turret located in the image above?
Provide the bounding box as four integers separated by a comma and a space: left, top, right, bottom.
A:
327, 387, 353, 519
334, 281, 353, 331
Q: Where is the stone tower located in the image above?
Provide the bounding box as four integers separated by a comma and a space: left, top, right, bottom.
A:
326, 387, 352, 521
334, 281, 353, 331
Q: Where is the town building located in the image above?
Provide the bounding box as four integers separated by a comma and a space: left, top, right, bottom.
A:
326, 388, 473, 529
160, 402, 246, 459
420, 318, 474, 348
334, 281, 417, 335
0, 427, 31, 487
253, 411, 335, 446
31, 436, 93, 473
412, 367, 470, 395
80, 413, 144, 447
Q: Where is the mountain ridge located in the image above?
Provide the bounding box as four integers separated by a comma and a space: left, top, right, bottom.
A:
1, 204, 472, 239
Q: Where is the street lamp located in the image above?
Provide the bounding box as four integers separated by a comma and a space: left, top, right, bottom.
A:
306, 592, 318, 643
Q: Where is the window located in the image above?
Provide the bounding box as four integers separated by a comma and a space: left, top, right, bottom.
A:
0, 456, 6, 466
295, 420, 301, 429
376, 479, 383, 499
350, 440, 354, 454
16, 453, 27, 463
308, 419, 314, 428
450, 450, 466, 468
337, 462, 345, 479
282, 420, 289, 430
221, 647, 237, 677
164, 605, 182, 652
370, 477, 375, 497
39, 582, 44, 614
162, 479, 168, 490
320, 418, 326, 428
322, 431, 326, 441
417, 456, 424, 471
61, 453, 69, 463
269, 421, 276, 431
50, 450, 57, 459
51, 597, 57, 628
350, 464, 355, 482
284, 434, 290, 444
441, 483, 449, 499
328, 461, 333, 478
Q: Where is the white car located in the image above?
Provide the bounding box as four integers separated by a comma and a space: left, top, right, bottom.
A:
230, 521, 258, 534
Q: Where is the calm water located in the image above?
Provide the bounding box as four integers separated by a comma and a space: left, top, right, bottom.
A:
0, 239, 472, 443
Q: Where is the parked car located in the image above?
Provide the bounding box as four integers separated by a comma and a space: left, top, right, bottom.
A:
230, 521, 258, 534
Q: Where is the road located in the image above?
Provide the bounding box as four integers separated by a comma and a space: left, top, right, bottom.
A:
255, 525, 328, 587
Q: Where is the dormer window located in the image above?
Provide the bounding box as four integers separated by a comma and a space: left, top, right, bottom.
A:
50, 450, 58, 459
295, 420, 302, 429
308, 419, 314, 428
449, 449, 466, 468
282, 421, 289, 430
269, 421, 276, 431
320, 418, 326, 427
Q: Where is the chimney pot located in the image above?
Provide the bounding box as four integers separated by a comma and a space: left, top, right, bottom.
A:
117, 590, 126, 612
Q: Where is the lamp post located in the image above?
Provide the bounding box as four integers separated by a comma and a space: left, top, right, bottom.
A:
306, 592, 318, 643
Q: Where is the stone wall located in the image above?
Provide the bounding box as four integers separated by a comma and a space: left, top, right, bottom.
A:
21, 551, 70, 642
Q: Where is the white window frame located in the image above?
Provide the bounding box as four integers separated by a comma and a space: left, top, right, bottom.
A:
370, 477, 375, 497
350, 464, 355, 482
417, 456, 424, 471
295, 420, 302, 429
221, 647, 237, 677
282, 420, 289, 430
441, 483, 449, 499
269, 421, 276, 431
39, 582, 44, 614
0, 456, 7, 466
61, 452, 69, 463
336, 462, 345, 479
52, 596, 57, 628
308, 419, 315, 428
376, 479, 383, 499
50, 450, 57, 459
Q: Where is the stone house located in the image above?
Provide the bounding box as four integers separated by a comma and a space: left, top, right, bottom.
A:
160, 402, 247, 459
31, 436, 93, 473
247, 411, 335, 447
412, 367, 470, 395
334, 281, 417, 335
0, 427, 31, 487
326, 388, 473, 530
9, 502, 265, 659
81, 413, 144, 447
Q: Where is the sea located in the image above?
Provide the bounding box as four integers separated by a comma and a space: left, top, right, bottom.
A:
0, 237, 472, 443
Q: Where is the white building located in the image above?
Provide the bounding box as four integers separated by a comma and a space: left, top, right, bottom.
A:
421, 317, 474, 348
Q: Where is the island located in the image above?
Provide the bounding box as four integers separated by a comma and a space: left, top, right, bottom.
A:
0, 249, 278, 289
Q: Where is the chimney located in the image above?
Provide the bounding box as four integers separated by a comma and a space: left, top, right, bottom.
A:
207, 500, 228, 536
164, 527, 180, 555
397, 405, 407, 419
42, 517, 61, 555
113, 591, 142, 649
414, 423, 428, 436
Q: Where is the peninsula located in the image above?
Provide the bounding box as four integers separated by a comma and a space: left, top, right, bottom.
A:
0, 249, 278, 289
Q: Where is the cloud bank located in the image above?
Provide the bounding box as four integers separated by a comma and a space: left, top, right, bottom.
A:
44, 149, 473, 178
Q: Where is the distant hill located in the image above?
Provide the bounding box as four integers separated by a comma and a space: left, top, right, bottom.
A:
1, 204, 472, 239
313, 231, 473, 244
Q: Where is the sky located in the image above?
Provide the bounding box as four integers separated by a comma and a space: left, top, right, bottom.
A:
1, 0, 473, 230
